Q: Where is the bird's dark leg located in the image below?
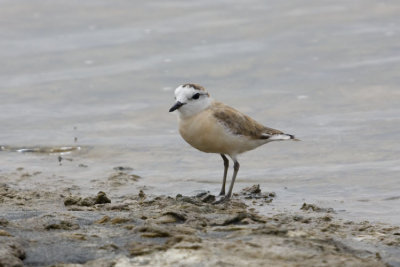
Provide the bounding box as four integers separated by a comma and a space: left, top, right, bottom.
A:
226, 159, 240, 199
219, 154, 229, 196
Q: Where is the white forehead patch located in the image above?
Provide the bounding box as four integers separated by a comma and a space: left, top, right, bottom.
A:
174, 85, 197, 102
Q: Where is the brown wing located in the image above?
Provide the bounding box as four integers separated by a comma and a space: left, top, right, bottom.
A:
211, 102, 283, 139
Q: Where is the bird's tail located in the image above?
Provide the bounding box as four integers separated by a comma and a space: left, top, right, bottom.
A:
267, 133, 300, 141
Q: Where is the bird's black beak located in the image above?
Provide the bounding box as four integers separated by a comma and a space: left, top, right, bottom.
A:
169, 101, 185, 112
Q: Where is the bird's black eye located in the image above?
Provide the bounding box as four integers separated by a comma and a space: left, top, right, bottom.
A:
192, 93, 200, 100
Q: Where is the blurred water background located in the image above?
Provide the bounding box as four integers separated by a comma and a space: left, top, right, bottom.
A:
1, 0, 399, 224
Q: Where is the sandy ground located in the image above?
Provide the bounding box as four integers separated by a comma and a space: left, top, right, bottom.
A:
1, 168, 399, 267
1, 1, 400, 266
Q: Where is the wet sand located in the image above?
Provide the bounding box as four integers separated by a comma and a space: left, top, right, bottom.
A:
1, 0, 400, 225
1, 0, 400, 266
1, 168, 399, 266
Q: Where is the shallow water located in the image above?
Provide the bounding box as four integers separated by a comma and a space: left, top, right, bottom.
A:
1, 0, 400, 224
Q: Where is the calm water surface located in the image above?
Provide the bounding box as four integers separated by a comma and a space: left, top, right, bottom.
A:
1, 0, 399, 224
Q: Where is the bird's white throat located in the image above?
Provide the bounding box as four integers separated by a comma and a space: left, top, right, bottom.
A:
177, 97, 212, 118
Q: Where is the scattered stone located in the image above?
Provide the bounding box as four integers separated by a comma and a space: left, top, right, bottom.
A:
64, 192, 111, 207
321, 215, 333, 222
252, 225, 288, 236
216, 212, 266, 226
113, 166, 133, 172
95, 216, 110, 224
199, 193, 216, 203
195, 191, 209, 197
94, 191, 111, 204
80, 197, 96, 206
166, 235, 202, 247
161, 211, 187, 222
129, 234, 201, 257
106, 204, 129, 211
45, 221, 80, 231
173, 243, 202, 250
301, 203, 335, 213
0, 218, 9, 226
0, 230, 13, 237
242, 184, 261, 194
177, 195, 201, 205
138, 190, 146, 199
240, 184, 276, 203
293, 215, 312, 224
156, 214, 181, 224
111, 217, 130, 224
221, 213, 248, 225
124, 225, 134, 230
0, 240, 25, 267
212, 225, 247, 232
64, 196, 82, 206
99, 244, 119, 251
135, 225, 171, 238
129, 242, 164, 256
65, 233, 87, 240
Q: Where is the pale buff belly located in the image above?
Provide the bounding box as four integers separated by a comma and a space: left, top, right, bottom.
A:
178, 111, 265, 156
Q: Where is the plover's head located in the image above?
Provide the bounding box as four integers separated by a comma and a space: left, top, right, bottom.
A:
169, 83, 211, 117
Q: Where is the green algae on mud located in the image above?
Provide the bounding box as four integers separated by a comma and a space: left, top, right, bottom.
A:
1, 183, 399, 266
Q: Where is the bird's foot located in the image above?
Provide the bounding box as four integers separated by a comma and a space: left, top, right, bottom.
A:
213, 195, 231, 204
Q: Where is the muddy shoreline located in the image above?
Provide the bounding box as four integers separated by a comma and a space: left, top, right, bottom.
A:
2, 0, 400, 265
1, 177, 399, 267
